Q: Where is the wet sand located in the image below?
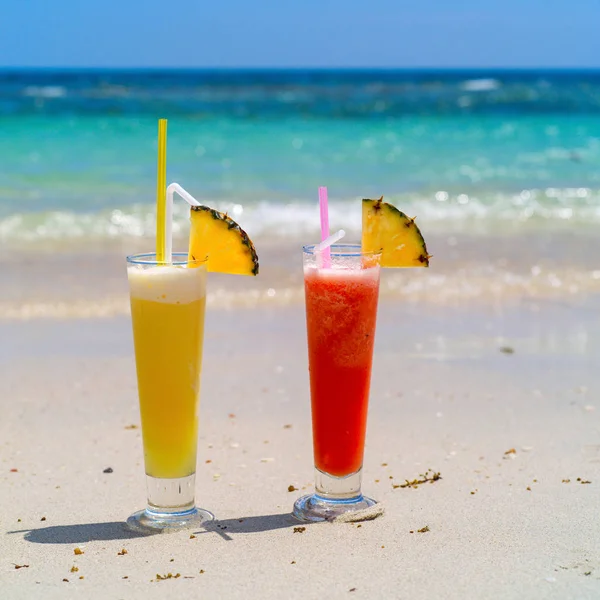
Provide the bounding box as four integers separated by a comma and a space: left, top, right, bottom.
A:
2, 227, 600, 319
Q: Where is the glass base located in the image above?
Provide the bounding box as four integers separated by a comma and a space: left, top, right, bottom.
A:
293, 493, 377, 523
126, 473, 214, 534
126, 506, 214, 534
293, 467, 379, 523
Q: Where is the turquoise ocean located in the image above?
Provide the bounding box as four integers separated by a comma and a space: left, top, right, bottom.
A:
2, 68, 600, 246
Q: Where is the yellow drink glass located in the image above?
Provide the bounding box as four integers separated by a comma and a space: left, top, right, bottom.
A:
126, 253, 213, 533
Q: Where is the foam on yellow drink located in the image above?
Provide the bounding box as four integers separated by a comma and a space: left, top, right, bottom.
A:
127, 263, 207, 479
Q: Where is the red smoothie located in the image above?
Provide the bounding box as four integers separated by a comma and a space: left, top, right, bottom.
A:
304, 264, 380, 477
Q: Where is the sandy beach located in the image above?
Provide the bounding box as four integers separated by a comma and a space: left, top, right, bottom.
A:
2, 233, 600, 599
5, 48, 600, 600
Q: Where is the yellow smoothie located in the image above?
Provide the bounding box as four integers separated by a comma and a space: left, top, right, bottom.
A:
127, 264, 207, 479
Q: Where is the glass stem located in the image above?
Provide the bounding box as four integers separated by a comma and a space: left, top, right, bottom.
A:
145, 474, 196, 515
314, 467, 363, 502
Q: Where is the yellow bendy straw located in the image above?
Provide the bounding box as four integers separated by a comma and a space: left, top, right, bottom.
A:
155, 118, 168, 263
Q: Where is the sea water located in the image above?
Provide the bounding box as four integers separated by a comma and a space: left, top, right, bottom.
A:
2, 68, 600, 246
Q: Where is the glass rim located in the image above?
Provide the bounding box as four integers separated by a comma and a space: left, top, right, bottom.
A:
126, 252, 208, 266
302, 243, 382, 258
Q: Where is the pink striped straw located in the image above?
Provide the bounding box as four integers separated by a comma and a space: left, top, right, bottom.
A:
318, 186, 331, 267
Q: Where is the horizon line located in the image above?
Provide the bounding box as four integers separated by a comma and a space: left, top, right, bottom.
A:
2, 65, 600, 71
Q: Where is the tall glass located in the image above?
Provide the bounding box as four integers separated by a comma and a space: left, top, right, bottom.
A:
125, 253, 214, 533
293, 244, 382, 522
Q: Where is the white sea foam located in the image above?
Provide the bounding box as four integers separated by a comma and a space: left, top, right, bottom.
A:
22, 85, 67, 98
127, 265, 207, 304
460, 79, 500, 92
2, 188, 600, 246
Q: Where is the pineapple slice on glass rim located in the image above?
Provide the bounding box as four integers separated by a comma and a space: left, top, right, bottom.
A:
188, 205, 259, 276
362, 197, 431, 268
165, 182, 259, 275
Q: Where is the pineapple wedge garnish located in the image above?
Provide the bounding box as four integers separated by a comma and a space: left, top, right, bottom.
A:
362, 197, 430, 267
189, 206, 259, 275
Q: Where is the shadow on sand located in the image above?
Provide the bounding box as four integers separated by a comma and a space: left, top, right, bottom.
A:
8, 512, 303, 544
196, 512, 301, 541
7, 521, 148, 544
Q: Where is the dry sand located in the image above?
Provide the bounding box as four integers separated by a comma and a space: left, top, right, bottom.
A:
1, 294, 600, 599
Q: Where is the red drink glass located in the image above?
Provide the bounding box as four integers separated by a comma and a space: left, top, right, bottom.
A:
293, 244, 382, 522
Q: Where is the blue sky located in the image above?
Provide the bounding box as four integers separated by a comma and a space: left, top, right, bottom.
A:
2, 0, 600, 68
